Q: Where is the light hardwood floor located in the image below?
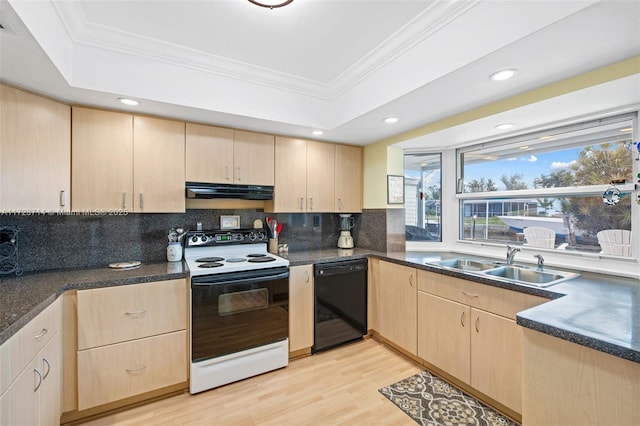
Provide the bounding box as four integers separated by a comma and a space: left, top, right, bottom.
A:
78, 339, 422, 425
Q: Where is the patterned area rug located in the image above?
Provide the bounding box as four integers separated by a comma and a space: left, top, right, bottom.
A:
379, 371, 519, 426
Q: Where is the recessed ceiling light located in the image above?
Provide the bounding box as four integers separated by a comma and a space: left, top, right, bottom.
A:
383, 117, 398, 124
619, 127, 633, 133
495, 123, 514, 130
539, 135, 554, 140
519, 146, 529, 150
312, 130, 324, 136
118, 97, 139, 106
490, 69, 518, 81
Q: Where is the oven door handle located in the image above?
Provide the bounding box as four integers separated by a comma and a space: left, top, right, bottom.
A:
191, 271, 290, 286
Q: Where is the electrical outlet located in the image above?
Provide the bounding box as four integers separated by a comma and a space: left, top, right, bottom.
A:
313, 215, 320, 227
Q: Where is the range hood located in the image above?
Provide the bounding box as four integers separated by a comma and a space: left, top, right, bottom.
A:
185, 182, 273, 200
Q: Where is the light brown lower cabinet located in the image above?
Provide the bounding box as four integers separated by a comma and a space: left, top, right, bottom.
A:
0, 331, 62, 426
523, 328, 640, 426
77, 331, 187, 410
417, 269, 547, 414
378, 261, 417, 355
288, 265, 314, 354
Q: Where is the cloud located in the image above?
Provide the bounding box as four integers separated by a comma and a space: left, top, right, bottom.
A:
551, 160, 576, 170
525, 155, 537, 163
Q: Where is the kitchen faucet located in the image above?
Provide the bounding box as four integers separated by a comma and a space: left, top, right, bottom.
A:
534, 254, 544, 271
506, 245, 520, 265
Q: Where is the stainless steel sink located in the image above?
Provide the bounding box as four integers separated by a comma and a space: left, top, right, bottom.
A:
482, 265, 579, 287
432, 258, 497, 272
429, 257, 580, 287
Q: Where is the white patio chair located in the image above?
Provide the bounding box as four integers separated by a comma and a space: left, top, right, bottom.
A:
597, 229, 632, 256
523, 227, 556, 248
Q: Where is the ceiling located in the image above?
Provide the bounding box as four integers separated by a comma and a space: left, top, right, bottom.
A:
0, 0, 638, 148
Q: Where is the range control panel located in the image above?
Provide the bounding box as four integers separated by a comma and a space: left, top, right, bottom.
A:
184, 228, 268, 247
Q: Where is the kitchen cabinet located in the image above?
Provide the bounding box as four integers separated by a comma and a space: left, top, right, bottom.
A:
267, 137, 335, 212
185, 124, 274, 186
522, 328, 640, 426
72, 108, 185, 212
377, 261, 417, 355
417, 270, 547, 413
367, 258, 380, 332
288, 264, 314, 354
0, 298, 62, 426
334, 144, 362, 212
0, 84, 70, 212
75, 279, 188, 410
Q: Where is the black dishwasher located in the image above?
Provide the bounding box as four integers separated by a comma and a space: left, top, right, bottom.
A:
312, 258, 368, 353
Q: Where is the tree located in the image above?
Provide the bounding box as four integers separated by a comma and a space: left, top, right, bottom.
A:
568, 142, 633, 236
466, 177, 497, 192
500, 173, 528, 190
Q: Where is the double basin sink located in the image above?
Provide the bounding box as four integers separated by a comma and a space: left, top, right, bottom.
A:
430, 258, 579, 288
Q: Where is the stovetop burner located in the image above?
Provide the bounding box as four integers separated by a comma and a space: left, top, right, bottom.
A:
247, 253, 267, 258
247, 256, 276, 263
226, 258, 247, 263
196, 257, 224, 263
198, 262, 224, 268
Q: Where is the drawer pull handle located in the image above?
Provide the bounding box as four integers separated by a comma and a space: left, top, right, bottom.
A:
460, 311, 465, 327
462, 291, 479, 298
42, 357, 51, 380
125, 309, 147, 317
305, 270, 310, 283
409, 273, 414, 287
300, 197, 304, 210
34, 368, 42, 392
126, 364, 147, 373
475, 316, 480, 333
34, 328, 48, 341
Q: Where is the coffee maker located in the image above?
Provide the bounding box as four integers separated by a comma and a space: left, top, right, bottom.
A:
337, 214, 355, 248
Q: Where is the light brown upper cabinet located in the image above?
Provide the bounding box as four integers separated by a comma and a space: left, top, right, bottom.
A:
72, 107, 185, 212
266, 137, 335, 212
185, 124, 274, 186
335, 144, 362, 213
1, 84, 70, 212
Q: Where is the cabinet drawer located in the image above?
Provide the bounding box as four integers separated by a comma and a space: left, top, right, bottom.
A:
417, 270, 547, 319
77, 279, 186, 350
1, 297, 61, 395
77, 330, 187, 410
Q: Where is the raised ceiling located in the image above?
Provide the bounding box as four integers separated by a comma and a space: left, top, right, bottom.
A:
0, 0, 638, 147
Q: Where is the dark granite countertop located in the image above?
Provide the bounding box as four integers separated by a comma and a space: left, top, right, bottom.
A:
284, 249, 640, 364
0, 262, 189, 345
2, 248, 638, 365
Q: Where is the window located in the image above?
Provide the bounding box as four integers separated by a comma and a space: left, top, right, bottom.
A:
457, 113, 636, 256
404, 153, 442, 242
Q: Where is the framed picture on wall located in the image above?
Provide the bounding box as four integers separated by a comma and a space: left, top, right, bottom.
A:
387, 175, 404, 204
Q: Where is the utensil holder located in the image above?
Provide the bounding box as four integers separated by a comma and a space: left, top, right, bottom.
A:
268, 238, 278, 254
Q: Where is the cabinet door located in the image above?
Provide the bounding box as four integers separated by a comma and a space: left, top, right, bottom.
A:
233, 130, 274, 185
335, 144, 362, 213
72, 107, 134, 211
185, 123, 233, 184
270, 137, 307, 212
367, 258, 380, 332
378, 261, 417, 355
306, 141, 335, 212
289, 265, 314, 352
133, 116, 185, 213
39, 331, 62, 426
1, 84, 70, 212
77, 279, 187, 350
418, 292, 470, 382
471, 309, 522, 413
3, 355, 40, 426
77, 331, 187, 410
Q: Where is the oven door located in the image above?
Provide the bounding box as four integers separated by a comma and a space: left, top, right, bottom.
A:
191, 266, 289, 362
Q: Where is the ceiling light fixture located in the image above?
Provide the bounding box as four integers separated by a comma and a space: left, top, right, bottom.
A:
490, 69, 518, 81
118, 97, 139, 106
248, 0, 294, 9
619, 127, 633, 133
383, 117, 398, 124
539, 135, 554, 140
312, 130, 324, 136
495, 123, 514, 130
